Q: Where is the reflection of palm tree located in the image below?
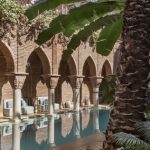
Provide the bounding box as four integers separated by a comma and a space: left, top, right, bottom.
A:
21, 124, 39, 150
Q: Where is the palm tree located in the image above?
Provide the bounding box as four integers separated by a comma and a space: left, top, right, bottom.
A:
103, 0, 150, 149
112, 121, 150, 150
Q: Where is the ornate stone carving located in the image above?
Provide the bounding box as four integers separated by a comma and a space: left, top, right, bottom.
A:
6, 73, 28, 89
69, 75, 84, 89
41, 74, 60, 89
89, 76, 103, 88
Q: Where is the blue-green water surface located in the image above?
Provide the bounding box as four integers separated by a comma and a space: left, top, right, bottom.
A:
0, 109, 109, 150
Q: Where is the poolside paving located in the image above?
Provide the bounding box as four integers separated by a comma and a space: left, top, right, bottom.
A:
50, 132, 105, 150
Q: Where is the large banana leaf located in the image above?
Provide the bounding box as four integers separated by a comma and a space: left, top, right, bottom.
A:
63, 14, 121, 58
96, 16, 123, 55
36, 1, 122, 45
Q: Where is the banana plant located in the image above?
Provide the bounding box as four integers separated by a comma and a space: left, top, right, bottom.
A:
25, 0, 125, 57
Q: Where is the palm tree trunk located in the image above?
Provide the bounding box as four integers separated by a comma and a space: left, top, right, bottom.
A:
104, 0, 150, 149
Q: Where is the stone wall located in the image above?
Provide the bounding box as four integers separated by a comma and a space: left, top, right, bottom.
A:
0, 34, 117, 116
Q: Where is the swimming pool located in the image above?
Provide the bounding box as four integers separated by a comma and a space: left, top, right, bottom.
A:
0, 108, 110, 150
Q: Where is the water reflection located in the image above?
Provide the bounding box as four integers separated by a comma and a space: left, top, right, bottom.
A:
0, 109, 109, 150
12, 123, 20, 150
93, 109, 100, 133
47, 116, 55, 147
73, 112, 80, 139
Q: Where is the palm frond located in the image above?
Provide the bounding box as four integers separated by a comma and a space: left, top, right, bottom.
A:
112, 132, 150, 150
62, 14, 121, 58
96, 16, 123, 55
136, 121, 150, 143
36, 1, 122, 45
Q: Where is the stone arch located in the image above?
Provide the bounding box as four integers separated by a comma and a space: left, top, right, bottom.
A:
101, 60, 112, 77
61, 81, 73, 103
82, 56, 97, 77
81, 56, 97, 105
27, 47, 51, 75
67, 56, 77, 75
0, 41, 15, 116
22, 47, 51, 106
56, 56, 77, 104
59, 56, 77, 76
0, 40, 15, 72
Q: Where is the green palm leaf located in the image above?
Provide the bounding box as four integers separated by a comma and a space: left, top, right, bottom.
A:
63, 14, 121, 58
113, 132, 150, 150
136, 121, 150, 143
36, 1, 122, 45
96, 16, 123, 56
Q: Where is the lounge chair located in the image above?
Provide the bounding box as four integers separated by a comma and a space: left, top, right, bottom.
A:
38, 96, 60, 112
38, 96, 48, 112
2, 124, 12, 136
3, 99, 13, 117
21, 98, 34, 115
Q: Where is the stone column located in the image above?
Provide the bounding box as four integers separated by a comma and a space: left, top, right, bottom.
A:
9, 73, 27, 121
47, 116, 55, 147
89, 76, 103, 108
73, 112, 80, 139
69, 76, 84, 111
42, 74, 59, 115
12, 122, 20, 150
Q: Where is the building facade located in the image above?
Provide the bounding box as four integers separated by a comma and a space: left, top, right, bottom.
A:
0, 30, 115, 118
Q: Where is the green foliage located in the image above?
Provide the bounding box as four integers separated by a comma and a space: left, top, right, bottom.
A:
36, 1, 121, 45
99, 75, 116, 104
112, 121, 150, 150
63, 14, 121, 58
23, 0, 125, 56
0, 0, 26, 24
96, 16, 123, 56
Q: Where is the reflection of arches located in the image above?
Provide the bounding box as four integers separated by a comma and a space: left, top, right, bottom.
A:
83, 56, 97, 76
81, 110, 90, 130
0, 40, 15, 72
101, 60, 112, 77
61, 114, 73, 138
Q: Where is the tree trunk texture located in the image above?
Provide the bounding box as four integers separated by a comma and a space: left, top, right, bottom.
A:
103, 0, 150, 149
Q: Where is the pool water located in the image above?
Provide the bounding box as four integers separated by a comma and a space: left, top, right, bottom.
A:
0, 109, 110, 150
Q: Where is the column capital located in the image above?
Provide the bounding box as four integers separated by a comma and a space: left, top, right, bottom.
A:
6, 72, 28, 89
41, 74, 60, 89
88, 76, 103, 88
69, 75, 84, 89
